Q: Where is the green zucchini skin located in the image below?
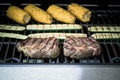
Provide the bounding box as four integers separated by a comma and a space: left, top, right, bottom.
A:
28, 33, 87, 39
26, 24, 82, 31
91, 33, 120, 39
0, 32, 28, 40
0, 25, 25, 31
88, 26, 120, 32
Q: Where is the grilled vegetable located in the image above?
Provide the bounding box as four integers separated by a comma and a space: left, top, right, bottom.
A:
68, 3, 92, 22
91, 33, 120, 39
24, 4, 52, 24
88, 26, 120, 32
0, 32, 28, 40
0, 25, 25, 31
28, 33, 87, 39
6, 6, 31, 24
26, 24, 82, 30
47, 4, 76, 23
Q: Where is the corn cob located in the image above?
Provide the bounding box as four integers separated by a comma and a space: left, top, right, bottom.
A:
6, 6, 31, 24
47, 4, 76, 23
88, 26, 120, 32
26, 24, 82, 30
68, 3, 92, 22
28, 33, 87, 39
24, 4, 52, 24
0, 25, 25, 31
91, 33, 120, 39
0, 32, 28, 40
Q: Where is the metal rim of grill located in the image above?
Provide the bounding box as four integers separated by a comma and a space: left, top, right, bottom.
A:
0, 4, 120, 64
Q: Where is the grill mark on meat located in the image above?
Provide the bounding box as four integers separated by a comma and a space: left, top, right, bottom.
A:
49, 37, 57, 50
19, 38, 31, 46
67, 36, 78, 46
39, 37, 56, 57
25, 38, 37, 45
45, 37, 51, 45
38, 38, 43, 46
38, 46, 47, 58
31, 38, 42, 47
77, 37, 84, 46
89, 37, 98, 43
82, 38, 93, 46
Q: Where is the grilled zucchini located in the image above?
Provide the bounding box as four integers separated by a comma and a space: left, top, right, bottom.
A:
0, 25, 25, 31
28, 33, 87, 39
88, 26, 120, 32
91, 33, 120, 39
26, 24, 82, 30
0, 32, 28, 40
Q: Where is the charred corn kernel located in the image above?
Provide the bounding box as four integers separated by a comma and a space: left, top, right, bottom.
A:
6, 6, 31, 24
47, 4, 76, 23
68, 3, 92, 22
24, 4, 52, 24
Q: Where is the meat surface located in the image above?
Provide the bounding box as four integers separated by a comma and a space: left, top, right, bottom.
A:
64, 36, 101, 59
16, 37, 60, 58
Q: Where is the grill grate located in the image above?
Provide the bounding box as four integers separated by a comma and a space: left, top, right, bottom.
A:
0, 4, 120, 64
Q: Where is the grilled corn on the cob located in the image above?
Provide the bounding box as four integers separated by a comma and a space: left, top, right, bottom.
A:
47, 4, 76, 23
24, 4, 52, 24
68, 3, 92, 22
6, 6, 31, 24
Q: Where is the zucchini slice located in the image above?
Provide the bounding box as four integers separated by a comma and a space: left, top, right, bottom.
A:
91, 33, 120, 39
88, 26, 120, 32
0, 32, 28, 40
28, 33, 87, 39
26, 24, 82, 31
0, 25, 25, 31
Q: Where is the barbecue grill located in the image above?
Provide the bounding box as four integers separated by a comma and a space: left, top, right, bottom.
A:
0, 0, 120, 80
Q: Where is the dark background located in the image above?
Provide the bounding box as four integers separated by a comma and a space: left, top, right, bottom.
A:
0, 0, 120, 5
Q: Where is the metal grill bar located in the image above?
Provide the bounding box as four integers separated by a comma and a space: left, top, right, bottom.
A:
110, 43, 118, 57
11, 42, 16, 57
0, 4, 120, 64
100, 53, 105, 63
3, 39, 11, 62
116, 42, 120, 56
